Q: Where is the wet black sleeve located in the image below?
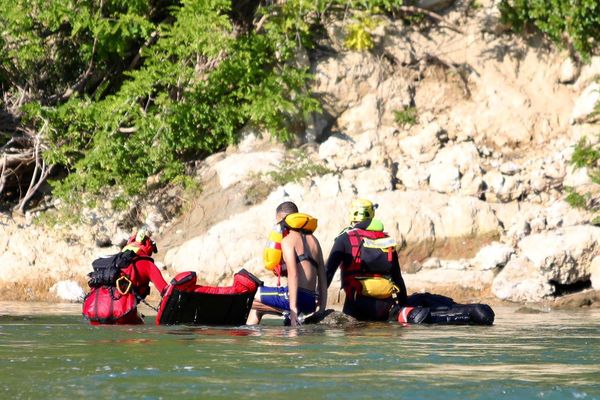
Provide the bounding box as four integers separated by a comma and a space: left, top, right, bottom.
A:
391, 254, 407, 305
325, 235, 349, 287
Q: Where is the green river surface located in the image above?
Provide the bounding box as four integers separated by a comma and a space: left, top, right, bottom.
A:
1, 302, 599, 399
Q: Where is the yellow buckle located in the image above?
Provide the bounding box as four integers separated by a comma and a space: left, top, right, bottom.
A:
116, 276, 132, 295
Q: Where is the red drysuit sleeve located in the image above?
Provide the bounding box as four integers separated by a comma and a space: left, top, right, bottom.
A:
131, 259, 168, 295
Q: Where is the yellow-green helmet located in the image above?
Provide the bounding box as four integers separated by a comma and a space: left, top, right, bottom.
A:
348, 198, 377, 224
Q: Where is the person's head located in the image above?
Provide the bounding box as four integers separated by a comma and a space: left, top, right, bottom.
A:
275, 201, 298, 223
124, 225, 157, 256
348, 198, 377, 226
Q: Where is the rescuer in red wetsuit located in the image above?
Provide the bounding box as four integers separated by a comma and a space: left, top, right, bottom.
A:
83, 226, 169, 324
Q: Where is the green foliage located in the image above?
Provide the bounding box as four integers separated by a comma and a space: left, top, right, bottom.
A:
267, 150, 332, 186
345, 14, 380, 51
468, 0, 483, 11
566, 135, 600, 219
499, 0, 600, 59
1, 0, 427, 210
571, 137, 600, 171
2, 0, 322, 207
564, 187, 588, 209
394, 106, 418, 126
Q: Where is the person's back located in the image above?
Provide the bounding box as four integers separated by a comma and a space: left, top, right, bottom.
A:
282, 229, 322, 292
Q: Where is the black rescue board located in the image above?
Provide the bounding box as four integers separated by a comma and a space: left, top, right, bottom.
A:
158, 290, 256, 326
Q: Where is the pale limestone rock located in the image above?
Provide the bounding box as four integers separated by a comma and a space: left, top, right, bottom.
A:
439, 259, 471, 270
518, 225, 600, 285
428, 142, 482, 194
591, 256, 600, 290
345, 166, 393, 195
492, 257, 554, 302
398, 122, 444, 163
528, 216, 547, 233
530, 171, 550, 193
483, 171, 524, 202
337, 94, 380, 134
267, 183, 307, 205
0, 223, 97, 289
309, 173, 344, 199
429, 164, 460, 193
50, 280, 85, 303
575, 56, 600, 88
544, 200, 589, 229
378, 77, 413, 128
499, 161, 521, 176
406, 269, 495, 292
318, 134, 352, 163
571, 82, 600, 124
421, 258, 442, 270
473, 242, 515, 271
213, 151, 283, 189
227, 126, 271, 153
435, 196, 500, 239
434, 142, 481, 175
313, 52, 382, 115
381, 32, 416, 66
318, 132, 373, 170
459, 169, 485, 197
396, 161, 428, 190
558, 57, 580, 84
563, 165, 592, 188
483, 170, 505, 196
543, 161, 566, 180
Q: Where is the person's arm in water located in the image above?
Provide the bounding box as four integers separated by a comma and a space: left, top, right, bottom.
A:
315, 239, 327, 313
282, 235, 300, 326
325, 235, 348, 287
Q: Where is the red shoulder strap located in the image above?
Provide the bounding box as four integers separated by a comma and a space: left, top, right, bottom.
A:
347, 230, 362, 261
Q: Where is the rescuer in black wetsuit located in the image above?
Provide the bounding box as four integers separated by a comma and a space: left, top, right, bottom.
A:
325, 199, 407, 321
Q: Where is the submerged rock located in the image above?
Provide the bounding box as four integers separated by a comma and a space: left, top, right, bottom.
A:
303, 310, 361, 327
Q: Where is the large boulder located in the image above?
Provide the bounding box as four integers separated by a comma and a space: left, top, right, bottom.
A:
429, 163, 461, 193
343, 166, 394, 195
571, 82, 600, 124
473, 242, 515, 271
492, 257, 554, 302
427, 142, 483, 195
518, 225, 600, 285
318, 132, 374, 170
398, 122, 444, 163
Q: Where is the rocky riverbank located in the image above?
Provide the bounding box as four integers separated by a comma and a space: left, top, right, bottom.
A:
1, 0, 599, 308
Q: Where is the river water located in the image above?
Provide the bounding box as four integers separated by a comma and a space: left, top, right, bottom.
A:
1, 302, 599, 399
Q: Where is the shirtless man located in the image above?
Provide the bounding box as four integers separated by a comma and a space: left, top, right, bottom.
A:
246, 201, 327, 326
